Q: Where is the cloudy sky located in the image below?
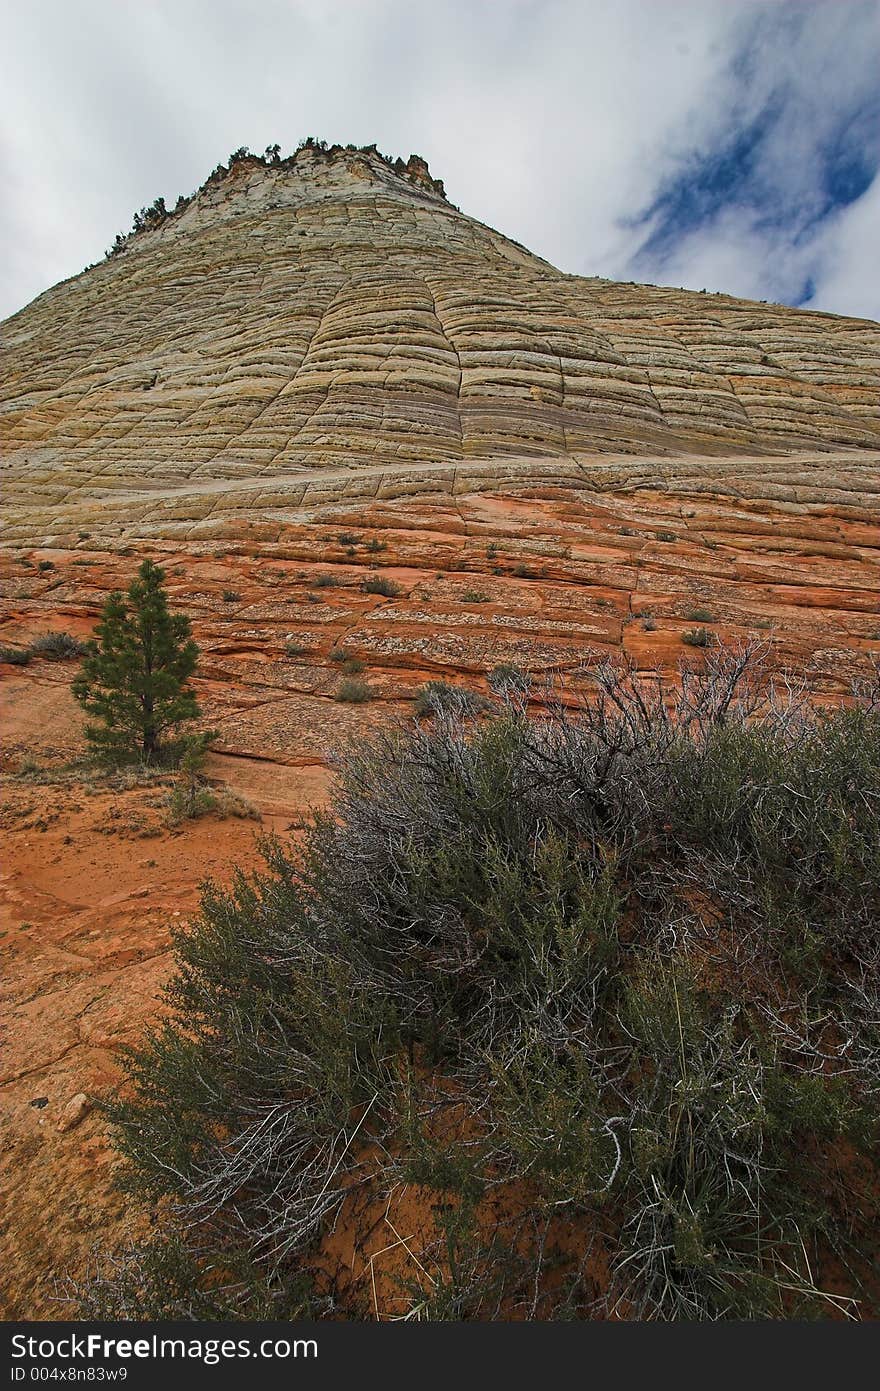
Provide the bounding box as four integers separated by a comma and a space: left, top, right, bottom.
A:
1, 0, 878, 322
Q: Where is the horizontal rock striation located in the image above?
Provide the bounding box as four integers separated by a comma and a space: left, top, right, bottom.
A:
2, 145, 879, 546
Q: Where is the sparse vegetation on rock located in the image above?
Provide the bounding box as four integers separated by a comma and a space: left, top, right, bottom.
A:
682, 626, 714, 647
363, 576, 400, 597
1, 632, 87, 663
487, 664, 531, 697
30, 631, 89, 660
0, 643, 31, 665
103, 142, 447, 260
335, 677, 373, 703
412, 680, 488, 717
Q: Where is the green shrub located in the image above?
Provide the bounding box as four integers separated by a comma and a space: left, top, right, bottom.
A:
365, 538, 387, 554
335, 677, 373, 703
222, 590, 241, 603
164, 781, 259, 828
413, 680, 488, 717
313, 574, 338, 588
327, 650, 364, 675
685, 608, 715, 623
164, 782, 218, 826
285, 642, 309, 658
337, 533, 360, 547
84, 644, 880, 1320
682, 627, 713, 647
655, 531, 677, 543
487, 664, 530, 696
0, 644, 31, 665
38, 559, 56, 572
461, 590, 490, 603
29, 632, 88, 660
363, 576, 400, 597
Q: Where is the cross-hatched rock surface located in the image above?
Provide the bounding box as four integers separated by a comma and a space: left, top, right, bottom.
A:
2, 145, 879, 546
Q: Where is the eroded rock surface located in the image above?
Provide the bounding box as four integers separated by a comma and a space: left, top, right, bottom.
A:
2, 146, 879, 547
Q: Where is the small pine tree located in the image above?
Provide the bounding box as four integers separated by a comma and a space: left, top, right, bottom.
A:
72, 559, 200, 763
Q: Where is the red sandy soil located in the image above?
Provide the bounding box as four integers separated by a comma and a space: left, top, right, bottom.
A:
1, 484, 877, 1317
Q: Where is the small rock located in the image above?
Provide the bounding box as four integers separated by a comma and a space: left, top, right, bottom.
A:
57, 1093, 92, 1133
29, 1096, 49, 1109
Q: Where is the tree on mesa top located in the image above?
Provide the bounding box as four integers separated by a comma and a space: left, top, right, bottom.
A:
73, 558, 201, 763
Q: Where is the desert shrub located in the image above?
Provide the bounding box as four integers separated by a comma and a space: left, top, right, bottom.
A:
642, 615, 657, 631
335, 677, 373, 703
363, 576, 400, 597
461, 590, 490, 603
222, 590, 241, 603
655, 531, 677, 543
163, 740, 259, 828
29, 631, 88, 660
313, 574, 338, 588
38, 559, 56, 572
326, 649, 363, 675
285, 642, 309, 658
164, 782, 218, 826
685, 607, 715, 623
85, 644, 880, 1320
413, 680, 488, 717
511, 564, 532, 578
337, 533, 360, 547
682, 627, 713, 647
365, 538, 387, 554
212, 787, 261, 822
0, 644, 31, 665
487, 664, 531, 697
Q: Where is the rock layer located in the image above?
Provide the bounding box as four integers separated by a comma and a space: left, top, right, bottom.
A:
2, 145, 879, 546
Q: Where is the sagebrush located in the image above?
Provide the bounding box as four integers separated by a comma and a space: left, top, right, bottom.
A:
81, 645, 880, 1320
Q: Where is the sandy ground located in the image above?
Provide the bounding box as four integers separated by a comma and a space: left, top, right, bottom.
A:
0, 681, 330, 1317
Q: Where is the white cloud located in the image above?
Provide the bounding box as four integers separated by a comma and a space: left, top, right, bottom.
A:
808, 178, 880, 321
0, 0, 876, 321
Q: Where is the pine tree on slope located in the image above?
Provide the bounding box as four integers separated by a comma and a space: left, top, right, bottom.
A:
72, 558, 200, 762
